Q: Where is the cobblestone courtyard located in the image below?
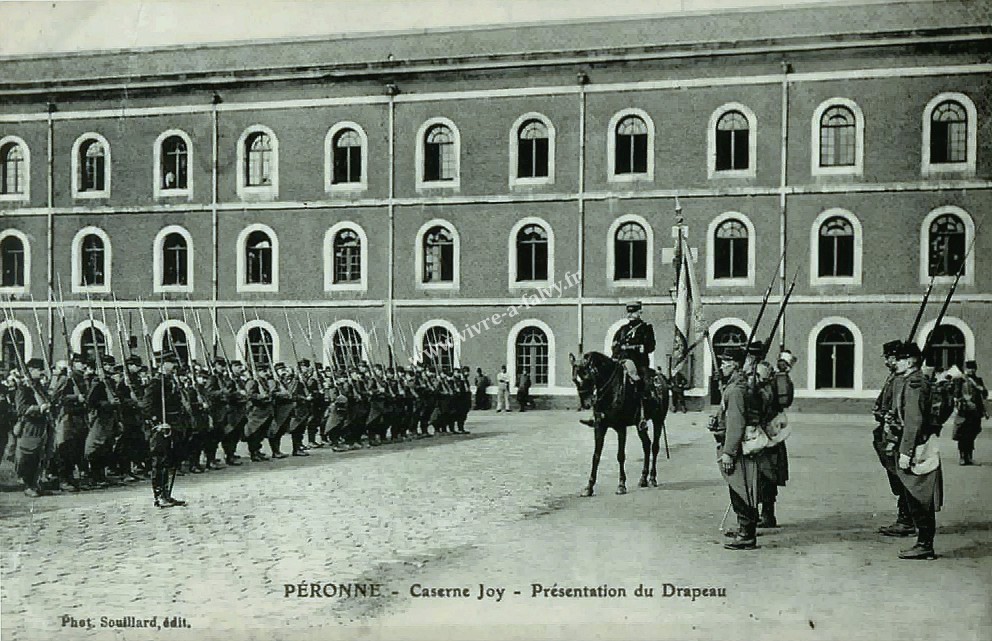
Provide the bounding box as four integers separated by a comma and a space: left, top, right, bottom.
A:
1, 410, 989, 641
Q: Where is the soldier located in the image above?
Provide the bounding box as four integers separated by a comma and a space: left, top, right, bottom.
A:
954, 360, 987, 465
140, 350, 188, 508
288, 360, 314, 456
581, 301, 656, 428
114, 355, 149, 480
711, 346, 760, 551
49, 354, 90, 492
873, 339, 914, 536
268, 363, 295, 459
244, 365, 275, 462
84, 357, 122, 487
891, 342, 942, 559
14, 358, 53, 497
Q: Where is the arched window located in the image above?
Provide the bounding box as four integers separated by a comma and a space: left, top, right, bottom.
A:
928, 213, 966, 277
162, 326, 191, 365
515, 224, 548, 282
245, 132, 273, 186
160, 135, 188, 190
80, 139, 107, 191
714, 219, 748, 280
517, 120, 549, 179
615, 115, 648, 175
515, 326, 549, 386
818, 216, 854, 278
925, 324, 965, 370
715, 110, 749, 171
1, 326, 26, 369
332, 128, 363, 184
161, 232, 189, 287
333, 229, 361, 284
815, 324, 855, 389
331, 326, 364, 369
245, 326, 274, 369
1, 141, 25, 195
424, 124, 456, 182
930, 101, 968, 165
81, 233, 106, 286
245, 230, 273, 285
614, 221, 647, 280
420, 326, 455, 372
423, 226, 454, 283
712, 325, 748, 360
80, 326, 109, 364
819, 106, 856, 167
0, 234, 25, 287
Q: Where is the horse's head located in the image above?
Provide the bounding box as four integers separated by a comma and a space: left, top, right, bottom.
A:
569, 352, 614, 410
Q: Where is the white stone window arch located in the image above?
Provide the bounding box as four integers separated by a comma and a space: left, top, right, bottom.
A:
415, 117, 461, 191
236, 223, 279, 293
0, 228, 31, 294
922, 92, 978, 177
71, 226, 112, 294
415, 219, 460, 290
706, 211, 756, 287
152, 319, 198, 362
236, 125, 279, 201
152, 225, 194, 294
604, 318, 658, 370
152, 129, 193, 199
506, 318, 556, 388
324, 121, 369, 193
606, 214, 654, 287
701, 317, 753, 388
707, 102, 757, 179
811, 98, 864, 177
607, 108, 655, 182
807, 316, 864, 395
508, 216, 554, 289
919, 205, 975, 286
0, 318, 33, 362
321, 319, 370, 367
323, 221, 368, 293
235, 319, 280, 364
70, 319, 114, 357
810, 208, 863, 286
509, 112, 555, 188
0, 135, 30, 202
413, 319, 461, 368
71, 132, 111, 199
914, 316, 975, 362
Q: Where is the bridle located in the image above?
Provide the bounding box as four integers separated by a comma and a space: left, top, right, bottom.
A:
574, 355, 623, 407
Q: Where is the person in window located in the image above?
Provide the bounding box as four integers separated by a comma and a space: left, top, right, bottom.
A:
517, 370, 532, 412
953, 360, 988, 465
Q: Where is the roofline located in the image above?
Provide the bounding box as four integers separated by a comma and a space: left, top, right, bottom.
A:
0, 0, 959, 62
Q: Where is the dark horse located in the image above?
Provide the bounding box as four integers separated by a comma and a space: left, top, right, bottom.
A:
569, 351, 670, 496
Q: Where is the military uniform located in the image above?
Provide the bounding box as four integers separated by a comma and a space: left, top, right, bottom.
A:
140, 353, 189, 508
873, 340, 915, 535
14, 360, 52, 496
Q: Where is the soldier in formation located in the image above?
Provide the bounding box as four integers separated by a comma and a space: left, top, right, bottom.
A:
1, 349, 474, 506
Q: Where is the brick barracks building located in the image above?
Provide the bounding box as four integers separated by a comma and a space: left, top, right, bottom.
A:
0, 1, 989, 409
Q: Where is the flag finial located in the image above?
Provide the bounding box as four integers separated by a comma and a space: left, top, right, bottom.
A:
674, 195, 684, 225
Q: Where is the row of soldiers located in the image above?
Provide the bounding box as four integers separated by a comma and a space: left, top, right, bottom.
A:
0, 349, 475, 507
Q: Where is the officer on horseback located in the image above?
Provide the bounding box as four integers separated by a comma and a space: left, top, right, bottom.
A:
580, 301, 656, 428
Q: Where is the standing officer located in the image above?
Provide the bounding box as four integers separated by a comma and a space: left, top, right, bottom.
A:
580, 301, 656, 428
954, 360, 988, 465
873, 339, 914, 536
141, 350, 188, 508
712, 346, 759, 550
892, 342, 942, 559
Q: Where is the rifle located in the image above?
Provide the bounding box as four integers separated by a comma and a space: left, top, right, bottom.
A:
27, 295, 51, 373
53, 276, 83, 396
85, 291, 117, 405
746, 248, 787, 348
759, 267, 800, 362
922, 215, 983, 358
907, 273, 937, 344
252, 307, 289, 394
136, 302, 158, 369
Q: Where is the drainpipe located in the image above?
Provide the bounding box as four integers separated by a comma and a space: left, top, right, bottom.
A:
46, 101, 55, 362
778, 61, 791, 351
211, 92, 221, 358
386, 83, 399, 369
577, 71, 589, 356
